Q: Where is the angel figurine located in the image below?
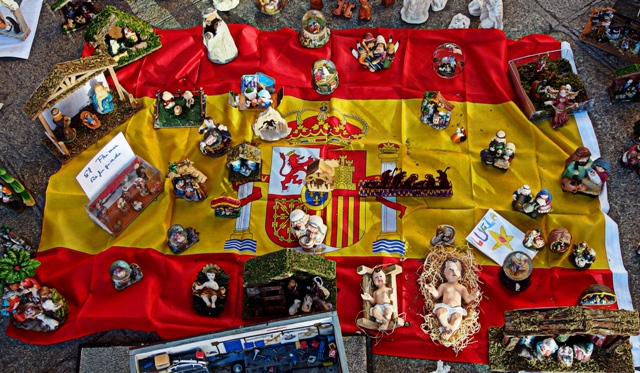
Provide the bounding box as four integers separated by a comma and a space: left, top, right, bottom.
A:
544, 85, 579, 129
202, 7, 238, 64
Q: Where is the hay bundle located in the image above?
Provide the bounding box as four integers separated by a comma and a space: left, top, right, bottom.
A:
419, 244, 482, 354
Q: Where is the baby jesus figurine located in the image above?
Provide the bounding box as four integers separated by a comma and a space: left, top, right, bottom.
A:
361, 268, 395, 330
425, 258, 480, 340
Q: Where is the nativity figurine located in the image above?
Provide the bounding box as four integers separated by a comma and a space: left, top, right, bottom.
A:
401, 0, 431, 24
312, 59, 339, 95
198, 117, 232, 157
290, 209, 310, 240
544, 85, 579, 129
480, 130, 511, 169
512, 185, 552, 218
430, 225, 456, 246
90, 83, 114, 114
50, 108, 76, 143
523, 229, 545, 250
202, 7, 238, 65
620, 144, 640, 174
468, 0, 483, 16
252, 106, 291, 141
425, 258, 480, 340
361, 268, 396, 331
299, 10, 331, 49
299, 215, 328, 253
110, 260, 143, 290
431, 0, 447, 12
167, 224, 200, 254
571, 241, 596, 269
560, 147, 610, 196
212, 0, 239, 11
192, 264, 229, 316
226, 143, 262, 182
548, 227, 572, 253
80, 110, 101, 130
350, 33, 400, 73
255, 0, 287, 14
479, 0, 503, 30
358, 0, 371, 21
166, 159, 208, 202
449, 13, 470, 28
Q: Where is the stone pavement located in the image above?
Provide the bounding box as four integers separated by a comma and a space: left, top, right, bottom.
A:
0, 0, 639, 372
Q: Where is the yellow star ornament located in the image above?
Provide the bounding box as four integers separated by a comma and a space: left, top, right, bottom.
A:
490, 226, 514, 251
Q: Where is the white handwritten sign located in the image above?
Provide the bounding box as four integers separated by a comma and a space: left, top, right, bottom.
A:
465, 209, 539, 265
76, 132, 136, 201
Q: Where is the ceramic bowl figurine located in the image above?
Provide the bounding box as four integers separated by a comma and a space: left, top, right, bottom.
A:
202, 7, 238, 65
578, 284, 616, 306
211, 195, 242, 218
198, 117, 232, 157
91, 82, 114, 114
548, 227, 572, 253
192, 264, 229, 316
312, 59, 339, 95
255, 0, 286, 15
299, 10, 330, 49
523, 229, 545, 250
350, 33, 399, 72
167, 224, 200, 254
571, 241, 596, 269
432, 43, 466, 78
110, 260, 143, 290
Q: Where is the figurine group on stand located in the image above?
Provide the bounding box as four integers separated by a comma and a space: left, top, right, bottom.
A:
512, 185, 552, 218
166, 159, 208, 202
286, 276, 333, 316
198, 117, 232, 157
350, 32, 399, 73
289, 209, 328, 253
560, 147, 610, 196
480, 130, 516, 170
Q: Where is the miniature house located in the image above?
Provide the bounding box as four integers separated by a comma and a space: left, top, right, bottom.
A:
23, 54, 138, 161
83, 5, 162, 68
489, 306, 639, 372
226, 143, 262, 182
0, 0, 30, 41
210, 195, 241, 218
242, 248, 336, 319
305, 159, 339, 192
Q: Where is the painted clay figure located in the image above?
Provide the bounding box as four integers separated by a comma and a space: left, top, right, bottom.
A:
192, 265, 226, 308
544, 85, 579, 129
90, 83, 114, 114
198, 117, 232, 157
480, 130, 506, 166
512, 185, 532, 212
299, 215, 328, 251
350, 33, 399, 72
312, 59, 339, 95
290, 209, 310, 240
572, 241, 596, 269
425, 258, 480, 340
523, 229, 545, 250
255, 0, 287, 14
167, 224, 200, 254
110, 260, 143, 290
299, 10, 331, 49
381, 0, 395, 6
401, 0, 431, 25
479, 0, 503, 30
561, 147, 609, 196
535, 337, 558, 359
548, 227, 572, 253
451, 127, 467, 142
252, 106, 291, 141
161, 91, 176, 110
360, 268, 395, 330
468, 0, 483, 16
493, 142, 515, 169
431, 0, 447, 11
310, 0, 324, 9
449, 13, 470, 28
557, 345, 574, 366
192, 264, 229, 316
202, 7, 238, 65
50, 108, 76, 143
430, 225, 456, 246
80, 111, 101, 130
358, 0, 371, 21
573, 343, 594, 361
166, 160, 208, 202
620, 144, 640, 174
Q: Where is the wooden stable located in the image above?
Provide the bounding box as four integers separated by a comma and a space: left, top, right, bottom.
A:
356, 264, 405, 331
23, 55, 137, 157
489, 306, 640, 372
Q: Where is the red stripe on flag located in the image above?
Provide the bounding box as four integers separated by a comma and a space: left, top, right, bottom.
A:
330, 197, 337, 247
352, 198, 360, 246
342, 198, 349, 248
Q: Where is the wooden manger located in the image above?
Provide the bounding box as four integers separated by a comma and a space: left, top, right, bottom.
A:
356, 264, 405, 331
488, 306, 640, 372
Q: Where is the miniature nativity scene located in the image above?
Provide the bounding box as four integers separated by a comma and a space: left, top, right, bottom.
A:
83, 5, 162, 68
23, 54, 139, 163
358, 167, 453, 197
166, 159, 208, 202
154, 89, 206, 128
489, 307, 639, 372
560, 147, 610, 197
242, 249, 336, 319
229, 73, 284, 111
420, 91, 454, 130
0, 167, 35, 212
580, 6, 640, 65
0, 0, 30, 41
51, 0, 100, 33
226, 143, 262, 183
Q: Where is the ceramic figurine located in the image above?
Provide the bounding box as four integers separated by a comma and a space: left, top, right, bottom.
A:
579, 284, 616, 306
425, 258, 480, 340
492, 142, 515, 170
299, 10, 331, 49
432, 43, 465, 79
50, 108, 76, 143
252, 106, 291, 141
166, 160, 208, 202
305, 158, 339, 192
557, 345, 574, 367
571, 241, 596, 269
420, 91, 454, 130
312, 59, 339, 95
401, 0, 431, 24
226, 143, 262, 182
523, 229, 545, 250
480, 130, 508, 168
167, 224, 200, 254
116, 197, 130, 216
468, 0, 483, 16
290, 209, 310, 240
499, 251, 533, 291
350, 33, 400, 72
202, 7, 238, 65
544, 85, 580, 129
430, 225, 456, 246
451, 126, 467, 142
161, 91, 176, 111
573, 343, 594, 361
333, 0, 356, 18
255, 0, 287, 14
310, 0, 324, 9
511, 185, 532, 212
449, 13, 470, 28
299, 215, 328, 252
80, 110, 100, 130
198, 117, 232, 157
212, 0, 240, 11
192, 264, 229, 316
512, 186, 552, 218
90, 83, 115, 114
110, 260, 143, 290
535, 337, 558, 359
548, 227, 572, 253
381, 0, 395, 6
620, 144, 640, 174
358, 0, 371, 21
210, 196, 242, 218
561, 147, 610, 196
2, 279, 68, 332
0, 0, 30, 40
358, 167, 453, 197
479, 0, 503, 30
431, 0, 447, 12
360, 268, 396, 330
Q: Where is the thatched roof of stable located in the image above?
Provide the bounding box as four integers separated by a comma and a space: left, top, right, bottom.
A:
243, 249, 336, 286
23, 55, 117, 119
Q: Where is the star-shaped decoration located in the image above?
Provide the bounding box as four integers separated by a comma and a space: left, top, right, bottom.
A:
490, 225, 514, 251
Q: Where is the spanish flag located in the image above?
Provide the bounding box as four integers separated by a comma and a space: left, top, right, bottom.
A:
14, 26, 631, 365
